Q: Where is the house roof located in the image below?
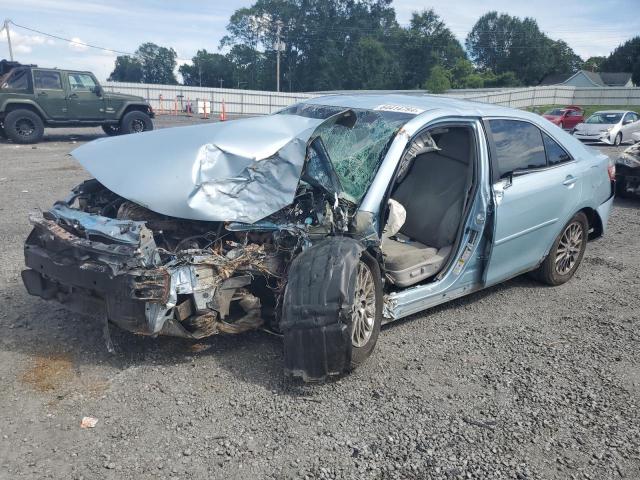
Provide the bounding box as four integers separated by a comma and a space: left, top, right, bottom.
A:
599, 72, 633, 86
539, 70, 633, 87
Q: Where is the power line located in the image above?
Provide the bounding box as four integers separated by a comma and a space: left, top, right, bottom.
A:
8, 21, 138, 57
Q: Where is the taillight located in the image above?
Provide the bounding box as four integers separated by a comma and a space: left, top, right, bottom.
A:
608, 159, 616, 181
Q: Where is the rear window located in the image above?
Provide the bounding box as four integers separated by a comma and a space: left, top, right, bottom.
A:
488, 120, 546, 178
0, 69, 29, 90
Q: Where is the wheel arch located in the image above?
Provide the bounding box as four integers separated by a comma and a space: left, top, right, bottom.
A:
580, 206, 604, 240
2, 102, 47, 121
120, 103, 152, 118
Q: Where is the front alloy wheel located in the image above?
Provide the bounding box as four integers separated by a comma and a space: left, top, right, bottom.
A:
349, 256, 382, 368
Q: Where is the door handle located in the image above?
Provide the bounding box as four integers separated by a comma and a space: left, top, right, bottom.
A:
37, 91, 47, 96
562, 175, 577, 186
68, 93, 78, 99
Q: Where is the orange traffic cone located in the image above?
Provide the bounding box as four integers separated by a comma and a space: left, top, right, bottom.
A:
201, 100, 209, 119
220, 99, 227, 122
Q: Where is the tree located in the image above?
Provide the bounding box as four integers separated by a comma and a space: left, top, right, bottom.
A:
109, 42, 178, 85
423, 65, 451, 93
583, 56, 606, 72
179, 50, 235, 88
602, 36, 640, 85
400, 10, 466, 88
466, 12, 581, 85
108, 56, 144, 82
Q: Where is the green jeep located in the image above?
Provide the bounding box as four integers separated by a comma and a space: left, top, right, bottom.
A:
0, 60, 154, 144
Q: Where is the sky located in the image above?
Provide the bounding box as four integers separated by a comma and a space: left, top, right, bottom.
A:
0, 0, 638, 82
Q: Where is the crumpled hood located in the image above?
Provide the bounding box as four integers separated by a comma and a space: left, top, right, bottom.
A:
71, 115, 324, 223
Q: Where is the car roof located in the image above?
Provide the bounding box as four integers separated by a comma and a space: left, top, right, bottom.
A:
304, 93, 539, 120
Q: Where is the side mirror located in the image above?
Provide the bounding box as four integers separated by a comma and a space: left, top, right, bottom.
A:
93, 86, 103, 97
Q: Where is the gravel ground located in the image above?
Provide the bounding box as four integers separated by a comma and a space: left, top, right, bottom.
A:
0, 118, 638, 480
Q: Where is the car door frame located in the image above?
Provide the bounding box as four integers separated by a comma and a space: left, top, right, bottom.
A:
358, 114, 493, 321
480, 117, 581, 287
621, 112, 640, 139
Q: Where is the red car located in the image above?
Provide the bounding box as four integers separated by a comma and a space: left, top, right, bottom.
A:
542, 105, 584, 130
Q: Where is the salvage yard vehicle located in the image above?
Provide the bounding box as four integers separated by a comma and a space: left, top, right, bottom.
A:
542, 105, 584, 130
572, 110, 640, 146
615, 142, 640, 198
0, 60, 154, 144
21, 94, 615, 381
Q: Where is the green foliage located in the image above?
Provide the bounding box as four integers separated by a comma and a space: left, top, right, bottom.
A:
582, 56, 606, 72
602, 36, 640, 85
109, 42, 177, 84
466, 12, 583, 86
179, 50, 235, 87
423, 65, 451, 93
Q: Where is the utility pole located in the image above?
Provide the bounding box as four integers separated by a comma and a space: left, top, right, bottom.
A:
219, 78, 224, 88
3, 19, 14, 61
275, 20, 283, 92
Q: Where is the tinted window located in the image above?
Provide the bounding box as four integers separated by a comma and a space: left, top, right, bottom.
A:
0, 69, 28, 90
34, 70, 62, 90
68, 73, 97, 91
542, 132, 571, 166
488, 120, 546, 178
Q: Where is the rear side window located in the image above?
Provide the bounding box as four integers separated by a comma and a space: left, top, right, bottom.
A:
542, 132, 572, 166
0, 69, 29, 90
33, 70, 62, 90
488, 119, 546, 178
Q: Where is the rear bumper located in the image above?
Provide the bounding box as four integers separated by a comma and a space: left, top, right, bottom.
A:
596, 193, 615, 236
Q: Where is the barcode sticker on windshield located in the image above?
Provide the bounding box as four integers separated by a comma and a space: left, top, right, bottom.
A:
374, 104, 425, 115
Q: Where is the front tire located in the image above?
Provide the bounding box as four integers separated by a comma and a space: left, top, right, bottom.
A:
614, 132, 622, 146
350, 255, 383, 369
533, 212, 588, 286
119, 111, 153, 135
4, 109, 44, 144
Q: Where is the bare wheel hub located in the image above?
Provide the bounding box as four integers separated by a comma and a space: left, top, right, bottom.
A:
351, 262, 376, 348
555, 221, 583, 275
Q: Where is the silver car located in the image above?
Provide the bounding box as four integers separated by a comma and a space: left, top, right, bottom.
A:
573, 110, 640, 146
21, 94, 615, 381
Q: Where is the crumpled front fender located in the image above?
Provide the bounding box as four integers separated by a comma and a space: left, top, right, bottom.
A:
281, 236, 364, 382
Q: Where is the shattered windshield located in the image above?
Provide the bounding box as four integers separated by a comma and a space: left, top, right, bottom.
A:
291, 106, 411, 202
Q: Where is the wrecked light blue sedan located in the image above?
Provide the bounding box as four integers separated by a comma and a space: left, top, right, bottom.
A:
22, 94, 615, 381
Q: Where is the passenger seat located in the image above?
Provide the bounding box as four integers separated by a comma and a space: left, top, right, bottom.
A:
383, 129, 472, 287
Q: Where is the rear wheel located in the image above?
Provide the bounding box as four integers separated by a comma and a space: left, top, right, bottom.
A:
4, 109, 44, 144
614, 132, 622, 146
119, 111, 153, 135
102, 124, 120, 136
533, 212, 588, 286
350, 255, 382, 368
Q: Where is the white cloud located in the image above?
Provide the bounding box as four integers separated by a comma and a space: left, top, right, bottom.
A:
15, 44, 32, 54
68, 37, 89, 52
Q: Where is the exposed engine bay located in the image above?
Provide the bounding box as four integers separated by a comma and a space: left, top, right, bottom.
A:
23, 177, 355, 340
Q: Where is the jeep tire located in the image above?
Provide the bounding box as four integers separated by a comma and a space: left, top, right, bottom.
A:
4, 109, 45, 144
119, 111, 153, 135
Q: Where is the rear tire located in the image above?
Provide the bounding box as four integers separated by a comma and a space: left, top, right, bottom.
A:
119, 111, 153, 135
4, 109, 44, 144
102, 124, 121, 136
532, 212, 588, 286
350, 255, 383, 369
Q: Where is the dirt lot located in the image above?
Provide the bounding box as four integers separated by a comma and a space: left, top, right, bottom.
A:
0, 117, 638, 480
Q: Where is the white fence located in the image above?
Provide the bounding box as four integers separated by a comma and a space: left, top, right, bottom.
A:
441, 86, 640, 108
103, 81, 315, 116
103, 81, 640, 115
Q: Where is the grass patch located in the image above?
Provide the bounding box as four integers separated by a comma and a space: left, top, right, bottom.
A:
526, 105, 638, 118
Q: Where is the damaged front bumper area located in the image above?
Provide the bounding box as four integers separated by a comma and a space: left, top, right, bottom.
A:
22, 202, 278, 339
